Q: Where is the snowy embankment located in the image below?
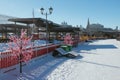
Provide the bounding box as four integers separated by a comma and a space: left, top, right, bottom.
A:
1, 39, 120, 80
0, 40, 61, 52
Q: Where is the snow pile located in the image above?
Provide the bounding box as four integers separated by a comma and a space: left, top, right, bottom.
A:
0, 43, 8, 52
0, 40, 49, 52
53, 40, 62, 44
0, 39, 63, 52
33, 40, 47, 47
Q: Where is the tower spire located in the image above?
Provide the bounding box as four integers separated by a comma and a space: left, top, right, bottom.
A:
86, 18, 90, 29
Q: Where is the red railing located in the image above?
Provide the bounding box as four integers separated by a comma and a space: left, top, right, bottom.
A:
0, 44, 59, 69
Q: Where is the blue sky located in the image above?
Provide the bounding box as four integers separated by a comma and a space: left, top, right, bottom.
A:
0, 0, 120, 29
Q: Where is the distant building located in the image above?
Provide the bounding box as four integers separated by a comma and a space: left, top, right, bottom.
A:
61, 21, 72, 27
86, 18, 120, 38
86, 18, 104, 36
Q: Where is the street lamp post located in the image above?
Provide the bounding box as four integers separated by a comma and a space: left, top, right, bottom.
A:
40, 7, 53, 53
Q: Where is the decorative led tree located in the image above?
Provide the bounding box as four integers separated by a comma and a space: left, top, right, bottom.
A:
64, 33, 73, 45
8, 29, 33, 73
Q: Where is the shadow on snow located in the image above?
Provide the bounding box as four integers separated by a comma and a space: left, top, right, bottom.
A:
74, 42, 117, 53
77, 60, 120, 69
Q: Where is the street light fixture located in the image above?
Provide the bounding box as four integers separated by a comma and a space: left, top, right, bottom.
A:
49, 7, 53, 14
40, 7, 53, 53
40, 7, 53, 14
40, 7, 44, 14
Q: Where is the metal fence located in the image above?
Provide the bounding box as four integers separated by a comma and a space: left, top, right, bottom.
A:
0, 44, 59, 69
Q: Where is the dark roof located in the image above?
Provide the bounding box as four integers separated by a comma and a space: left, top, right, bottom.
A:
0, 24, 28, 29
8, 18, 61, 28
39, 27, 80, 32
0, 29, 15, 33
8, 18, 44, 24
8, 18, 80, 33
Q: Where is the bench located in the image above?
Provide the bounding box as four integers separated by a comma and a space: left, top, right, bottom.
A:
52, 48, 80, 58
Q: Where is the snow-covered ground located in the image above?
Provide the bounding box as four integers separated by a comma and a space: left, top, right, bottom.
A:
0, 39, 120, 80
0, 39, 61, 52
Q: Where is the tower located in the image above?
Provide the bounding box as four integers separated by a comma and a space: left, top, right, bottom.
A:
86, 18, 90, 29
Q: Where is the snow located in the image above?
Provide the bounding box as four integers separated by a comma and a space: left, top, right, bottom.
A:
1, 39, 120, 80
0, 39, 62, 52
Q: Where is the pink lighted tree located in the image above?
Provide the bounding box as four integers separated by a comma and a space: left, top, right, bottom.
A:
8, 29, 33, 73
64, 33, 73, 45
